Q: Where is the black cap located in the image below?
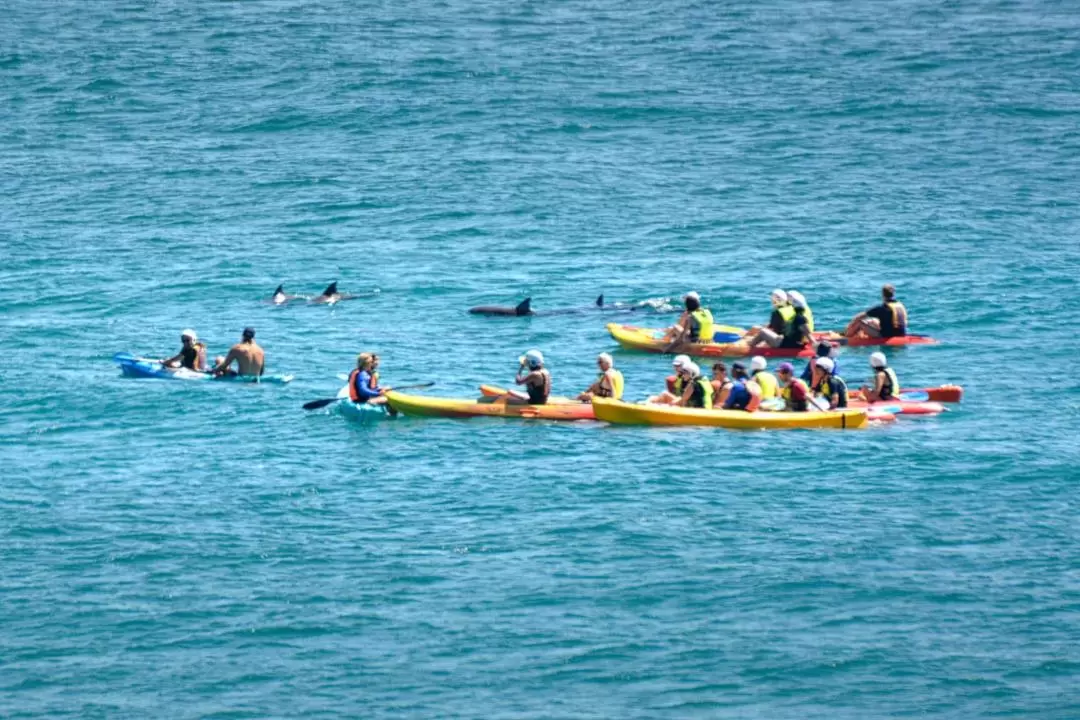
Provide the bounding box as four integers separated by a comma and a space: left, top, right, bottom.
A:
242, 327, 255, 339
816, 341, 831, 357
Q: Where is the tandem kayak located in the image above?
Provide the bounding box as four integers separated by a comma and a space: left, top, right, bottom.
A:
332, 385, 390, 423
385, 390, 596, 421
591, 398, 868, 430
114, 353, 294, 384
607, 324, 817, 358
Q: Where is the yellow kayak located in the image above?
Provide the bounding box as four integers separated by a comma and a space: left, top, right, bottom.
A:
385, 390, 596, 421
591, 398, 868, 430
607, 323, 822, 359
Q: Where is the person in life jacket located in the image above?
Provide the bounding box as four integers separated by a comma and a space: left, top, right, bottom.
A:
861, 352, 901, 402
578, 352, 624, 402
349, 353, 392, 411
810, 356, 849, 409
800, 341, 838, 384
845, 284, 909, 339
747, 292, 813, 349
750, 356, 780, 399
650, 355, 692, 404
676, 361, 714, 409
512, 349, 552, 405
776, 362, 811, 411
710, 361, 734, 407
742, 289, 793, 346
162, 329, 206, 371
664, 292, 715, 348
786, 290, 814, 333
722, 362, 761, 411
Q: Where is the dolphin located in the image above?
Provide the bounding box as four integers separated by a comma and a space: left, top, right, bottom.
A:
270, 284, 306, 305
468, 297, 535, 316
468, 295, 660, 317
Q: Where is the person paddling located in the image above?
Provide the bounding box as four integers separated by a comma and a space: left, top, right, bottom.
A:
810, 357, 849, 409
212, 327, 264, 378
348, 353, 394, 412
747, 292, 813, 350
664, 292, 714, 349
648, 355, 692, 404
578, 353, 624, 402
740, 289, 793, 345
846, 284, 908, 339
861, 352, 900, 402
677, 362, 713, 409
776, 362, 811, 411
162, 329, 207, 371
511, 350, 551, 405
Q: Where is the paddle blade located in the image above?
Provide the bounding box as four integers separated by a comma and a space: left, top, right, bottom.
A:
303, 398, 338, 411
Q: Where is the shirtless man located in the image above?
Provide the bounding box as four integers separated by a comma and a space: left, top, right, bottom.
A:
212, 327, 264, 377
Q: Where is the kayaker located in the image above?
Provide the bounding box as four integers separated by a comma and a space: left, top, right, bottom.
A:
787, 290, 815, 333
577, 353, 624, 402
677, 362, 713, 409
664, 292, 714, 348
845, 284, 908, 339
212, 327, 264, 377
161, 329, 207, 371
513, 349, 551, 405
741, 289, 792, 346
810, 357, 849, 409
746, 293, 813, 349
750, 356, 780, 399
776, 362, 811, 411
650, 355, 692, 404
722, 362, 761, 411
800, 341, 837, 384
348, 352, 391, 409
710, 362, 733, 407
861, 352, 900, 402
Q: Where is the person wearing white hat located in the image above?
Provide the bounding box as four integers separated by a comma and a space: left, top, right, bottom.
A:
810, 356, 849, 409
861, 352, 900, 403
663, 291, 715, 349
512, 349, 552, 405
161, 329, 207, 371
749, 355, 780, 399
577, 353, 624, 402
648, 354, 692, 405
676, 361, 714, 409
786, 290, 815, 333
747, 291, 813, 349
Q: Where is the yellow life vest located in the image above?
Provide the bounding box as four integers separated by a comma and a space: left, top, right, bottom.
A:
804, 305, 815, 333
690, 308, 714, 343
879, 367, 900, 399
598, 369, 625, 400
752, 370, 779, 399
694, 377, 714, 409
777, 304, 796, 327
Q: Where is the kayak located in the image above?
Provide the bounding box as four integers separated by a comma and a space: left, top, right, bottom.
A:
591, 398, 868, 430
607, 324, 816, 358
331, 385, 390, 423
114, 353, 293, 384
848, 399, 946, 416
825, 333, 939, 347
385, 390, 596, 421
854, 385, 962, 404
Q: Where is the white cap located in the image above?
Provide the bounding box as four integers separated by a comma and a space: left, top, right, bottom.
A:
751, 356, 767, 371
684, 361, 701, 377
672, 354, 691, 368
525, 349, 544, 368
788, 290, 807, 309
869, 352, 887, 369
814, 357, 835, 372
771, 289, 788, 305
181, 329, 197, 340
685, 291, 700, 302
597, 352, 613, 367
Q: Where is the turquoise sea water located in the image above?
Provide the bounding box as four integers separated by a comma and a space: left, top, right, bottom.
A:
4, 0, 1080, 716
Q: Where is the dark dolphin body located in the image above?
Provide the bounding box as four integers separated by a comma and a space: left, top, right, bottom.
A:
468, 295, 666, 317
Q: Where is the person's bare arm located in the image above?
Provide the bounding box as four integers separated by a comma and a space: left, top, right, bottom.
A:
213, 349, 237, 375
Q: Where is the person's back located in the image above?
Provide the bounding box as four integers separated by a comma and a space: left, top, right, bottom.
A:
723, 380, 753, 410
754, 370, 779, 399
216, 327, 264, 377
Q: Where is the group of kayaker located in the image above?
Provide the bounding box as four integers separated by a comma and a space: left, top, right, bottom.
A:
160, 328, 265, 377
662, 284, 909, 350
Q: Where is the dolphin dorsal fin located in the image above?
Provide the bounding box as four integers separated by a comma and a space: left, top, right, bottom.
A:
273, 284, 284, 295
322, 281, 338, 296
596, 294, 604, 307
515, 298, 532, 316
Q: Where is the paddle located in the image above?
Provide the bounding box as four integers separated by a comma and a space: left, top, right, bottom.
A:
302, 382, 434, 411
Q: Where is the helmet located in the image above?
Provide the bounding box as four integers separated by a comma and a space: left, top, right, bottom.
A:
672, 354, 691, 368
684, 362, 701, 378
869, 352, 887, 369
770, 289, 788, 306
181, 329, 197, 341
597, 352, 613, 367
685, 291, 701, 302
814, 357, 835, 373
525, 349, 544, 369
750, 356, 767, 371
787, 290, 807, 309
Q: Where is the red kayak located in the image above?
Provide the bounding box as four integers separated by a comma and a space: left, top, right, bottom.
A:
849, 399, 946, 416
852, 385, 963, 404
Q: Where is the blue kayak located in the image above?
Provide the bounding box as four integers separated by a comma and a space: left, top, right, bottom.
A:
114, 353, 294, 385
333, 386, 390, 423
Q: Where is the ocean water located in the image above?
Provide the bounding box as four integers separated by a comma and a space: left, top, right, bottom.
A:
4, 0, 1080, 716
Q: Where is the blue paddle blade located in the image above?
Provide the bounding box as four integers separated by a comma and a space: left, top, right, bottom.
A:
898, 391, 929, 402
